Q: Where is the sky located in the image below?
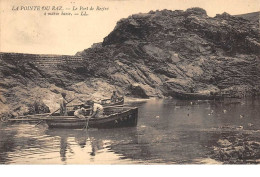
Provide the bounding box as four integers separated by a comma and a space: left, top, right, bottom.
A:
0, 0, 259, 55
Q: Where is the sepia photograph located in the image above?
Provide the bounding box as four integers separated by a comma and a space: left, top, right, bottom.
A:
0, 0, 259, 167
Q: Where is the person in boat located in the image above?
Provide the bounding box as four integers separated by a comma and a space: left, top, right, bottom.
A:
110, 91, 119, 103
86, 100, 104, 118
33, 99, 40, 114
74, 107, 86, 119
60, 92, 68, 116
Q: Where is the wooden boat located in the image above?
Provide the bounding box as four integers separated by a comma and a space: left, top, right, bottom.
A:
101, 96, 124, 106
68, 96, 124, 111
42, 106, 138, 129
170, 91, 223, 100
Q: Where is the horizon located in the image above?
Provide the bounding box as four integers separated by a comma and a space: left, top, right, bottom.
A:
1, 0, 259, 55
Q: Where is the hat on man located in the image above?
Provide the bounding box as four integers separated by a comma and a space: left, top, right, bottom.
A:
61, 92, 66, 97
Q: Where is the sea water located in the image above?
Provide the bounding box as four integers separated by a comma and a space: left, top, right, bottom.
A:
0, 98, 259, 164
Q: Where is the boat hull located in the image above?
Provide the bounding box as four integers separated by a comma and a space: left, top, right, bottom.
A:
101, 97, 124, 106
171, 91, 223, 100
45, 107, 138, 129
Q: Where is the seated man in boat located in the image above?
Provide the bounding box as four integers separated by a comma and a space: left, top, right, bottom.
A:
110, 91, 119, 103
60, 92, 68, 116
86, 100, 104, 118
74, 107, 86, 119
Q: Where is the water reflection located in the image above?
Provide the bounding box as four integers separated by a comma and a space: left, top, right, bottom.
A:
43, 127, 139, 164
0, 125, 18, 164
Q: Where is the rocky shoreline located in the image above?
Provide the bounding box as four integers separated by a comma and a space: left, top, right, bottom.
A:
0, 8, 259, 117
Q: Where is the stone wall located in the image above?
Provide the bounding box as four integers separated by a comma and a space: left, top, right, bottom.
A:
0, 52, 83, 68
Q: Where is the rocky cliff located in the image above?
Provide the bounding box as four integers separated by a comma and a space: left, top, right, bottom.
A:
235, 11, 260, 25
78, 8, 260, 98
1, 8, 260, 116
0, 53, 120, 116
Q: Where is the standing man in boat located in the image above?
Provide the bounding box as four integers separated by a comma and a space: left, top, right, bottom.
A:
33, 99, 40, 114
60, 92, 68, 116
110, 90, 118, 103
86, 100, 104, 118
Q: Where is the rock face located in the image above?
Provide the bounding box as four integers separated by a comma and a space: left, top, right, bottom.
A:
235, 11, 260, 25
211, 135, 260, 164
0, 8, 260, 116
78, 8, 260, 98
0, 53, 119, 116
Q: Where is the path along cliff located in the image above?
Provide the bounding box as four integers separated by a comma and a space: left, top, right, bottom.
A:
0, 8, 260, 117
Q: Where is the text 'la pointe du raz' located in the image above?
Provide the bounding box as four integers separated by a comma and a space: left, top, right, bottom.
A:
12, 6, 109, 11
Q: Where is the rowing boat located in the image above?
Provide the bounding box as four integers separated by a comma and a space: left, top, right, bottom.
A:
44, 106, 138, 129
170, 91, 223, 100
5, 107, 138, 129
101, 96, 124, 106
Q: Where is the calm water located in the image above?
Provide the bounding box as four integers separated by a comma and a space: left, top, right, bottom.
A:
0, 98, 260, 164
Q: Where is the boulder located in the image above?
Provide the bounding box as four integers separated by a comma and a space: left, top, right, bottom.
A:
129, 83, 149, 98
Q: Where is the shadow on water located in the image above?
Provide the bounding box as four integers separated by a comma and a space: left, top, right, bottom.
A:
44, 127, 140, 164
0, 124, 18, 164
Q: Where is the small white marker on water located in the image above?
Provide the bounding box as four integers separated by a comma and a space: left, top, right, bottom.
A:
236, 126, 243, 130
248, 123, 253, 127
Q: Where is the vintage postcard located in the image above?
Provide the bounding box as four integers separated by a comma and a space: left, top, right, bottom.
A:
0, 0, 259, 165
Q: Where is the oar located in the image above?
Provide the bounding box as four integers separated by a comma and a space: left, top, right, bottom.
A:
34, 108, 62, 126
102, 104, 131, 109
34, 108, 60, 126
17, 113, 50, 119
50, 97, 78, 116
35, 97, 77, 126
82, 116, 91, 130
35, 119, 46, 126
